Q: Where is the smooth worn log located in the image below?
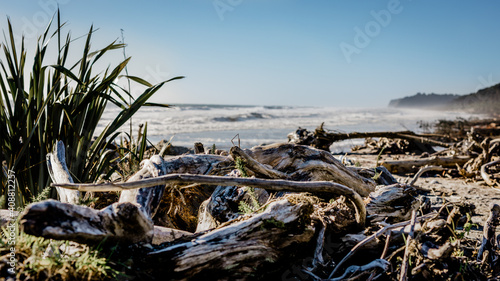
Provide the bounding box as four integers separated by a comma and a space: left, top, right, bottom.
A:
53, 173, 367, 227
381, 156, 471, 174
146, 199, 315, 280
20, 200, 153, 244
46, 140, 80, 204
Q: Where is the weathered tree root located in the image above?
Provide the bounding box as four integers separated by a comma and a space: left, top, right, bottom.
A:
53, 173, 367, 228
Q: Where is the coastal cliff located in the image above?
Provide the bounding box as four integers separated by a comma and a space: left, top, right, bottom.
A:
389, 83, 500, 115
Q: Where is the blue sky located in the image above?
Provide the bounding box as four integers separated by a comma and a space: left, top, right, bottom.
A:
1, 1, 500, 107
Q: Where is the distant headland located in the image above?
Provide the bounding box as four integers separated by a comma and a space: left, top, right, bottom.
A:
389, 82, 500, 115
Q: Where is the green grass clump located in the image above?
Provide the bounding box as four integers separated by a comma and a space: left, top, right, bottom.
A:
0, 228, 121, 280
0, 10, 183, 207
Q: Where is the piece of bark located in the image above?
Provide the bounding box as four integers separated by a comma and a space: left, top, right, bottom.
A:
46, 140, 80, 204
146, 199, 315, 280
381, 156, 471, 174
20, 200, 153, 244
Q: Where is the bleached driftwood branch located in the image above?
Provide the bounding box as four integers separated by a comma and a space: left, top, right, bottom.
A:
52, 173, 367, 227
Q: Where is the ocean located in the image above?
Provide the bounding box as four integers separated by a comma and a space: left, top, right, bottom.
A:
97, 104, 482, 153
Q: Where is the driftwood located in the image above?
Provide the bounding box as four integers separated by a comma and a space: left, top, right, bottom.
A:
46, 140, 80, 204
399, 210, 417, 281
329, 213, 435, 278
477, 203, 500, 263
53, 173, 367, 228
20, 200, 153, 244
288, 124, 451, 151
481, 159, 500, 186
146, 199, 315, 280
22, 144, 180, 244
381, 156, 471, 174
244, 143, 375, 197
365, 184, 419, 223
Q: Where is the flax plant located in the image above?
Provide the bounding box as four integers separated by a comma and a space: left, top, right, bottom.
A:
0, 11, 183, 207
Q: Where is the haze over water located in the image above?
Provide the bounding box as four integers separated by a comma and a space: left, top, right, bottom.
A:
98, 105, 482, 152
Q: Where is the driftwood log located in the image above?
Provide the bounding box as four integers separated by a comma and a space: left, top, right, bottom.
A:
381, 156, 471, 174
243, 143, 375, 197
20, 200, 154, 244
146, 199, 315, 280
288, 124, 451, 151
22, 143, 177, 244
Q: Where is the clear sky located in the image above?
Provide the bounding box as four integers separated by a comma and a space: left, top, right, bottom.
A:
1, 1, 500, 107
